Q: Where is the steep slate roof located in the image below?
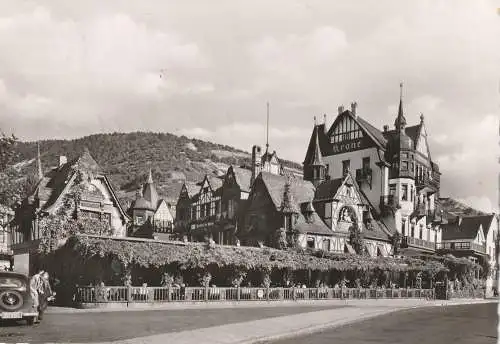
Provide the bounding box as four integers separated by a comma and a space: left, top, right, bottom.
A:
304, 111, 389, 165
355, 116, 388, 148
383, 124, 421, 151
313, 173, 392, 241
232, 166, 252, 192
310, 125, 325, 166
259, 172, 315, 210
184, 182, 200, 198
35, 149, 128, 220
314, 178, 343, 201
441, 216, 486, 240
295, 210, 333, 236
207, 176, 223, 191
36, 148, 102, 211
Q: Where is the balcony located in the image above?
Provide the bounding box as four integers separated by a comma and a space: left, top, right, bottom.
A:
436, 241, 486, 255
401, 236, 436, 251
416, 175, 440, 192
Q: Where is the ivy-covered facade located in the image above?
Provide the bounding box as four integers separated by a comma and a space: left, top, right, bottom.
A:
10, 147, 129, 275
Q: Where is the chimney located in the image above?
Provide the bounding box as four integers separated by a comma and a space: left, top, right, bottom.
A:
59, 155, 67, 167
251, 145, 262, 186
383, 125, 389, 132
351, 102, 357, 116
337, 105, 344, 115
323, 114, 328, 133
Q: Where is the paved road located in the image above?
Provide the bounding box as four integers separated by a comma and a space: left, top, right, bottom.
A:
0, 305, 345, 343
264, 303, 498, 344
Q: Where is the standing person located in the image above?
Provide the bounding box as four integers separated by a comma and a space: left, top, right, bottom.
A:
30, 270, 44, 313
38, 272, 55, 321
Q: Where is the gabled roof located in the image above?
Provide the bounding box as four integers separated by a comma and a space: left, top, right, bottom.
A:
304, 111, 389, 164
441, 216, 487, 240
355, 116, 388, 148
37, 148, 101, 212
184, 182, 200, 198
36, 149, 129, 221
258, 172, 315, 211
229, 166, 252, 192
314, 178, 343, 201
295, 208, 333, 236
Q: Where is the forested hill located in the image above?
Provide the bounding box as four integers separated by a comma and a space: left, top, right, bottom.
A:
2, 131, 302, 207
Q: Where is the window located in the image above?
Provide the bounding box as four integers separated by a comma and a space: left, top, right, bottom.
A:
410, 186, 414, 202
401, 184, 408, 201
401, 152, 408, 159
389, 184, 396, 196
215, 201, 220, 215
411, 225, 415, 237
401, 161, 408, 170
362, 157, 370, 170
419, 224, 423, 240
401, 218, 406, 236
342, 160, 350, 176
325, 164, 330, 178
307, 237, 315, 249
136, 216, 144, 225
322, 239, 331, 251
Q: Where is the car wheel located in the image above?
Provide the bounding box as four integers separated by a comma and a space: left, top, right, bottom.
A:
0, 290, 24, 311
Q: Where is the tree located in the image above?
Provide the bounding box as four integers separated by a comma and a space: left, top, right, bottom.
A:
0, 132, 18, 172
348, 225, 364, 254
391, 232, 401, 255
273, 227, 287, 250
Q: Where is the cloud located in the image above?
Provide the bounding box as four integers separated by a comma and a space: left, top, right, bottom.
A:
458, 196, 499, 214
0, 0, 498, 210
178, 123, 309, 159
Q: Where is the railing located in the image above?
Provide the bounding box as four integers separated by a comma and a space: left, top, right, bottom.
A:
448, 289, 485, 299
402, 236, 436, 251
74, 286, 437, 304
416, 175, 439, 190
436, 242, 486, 254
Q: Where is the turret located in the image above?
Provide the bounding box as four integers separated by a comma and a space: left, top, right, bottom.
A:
309, 117, 326, 187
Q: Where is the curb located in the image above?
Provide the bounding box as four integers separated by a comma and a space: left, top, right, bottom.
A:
232, 299, 498, 344
237, 308, 402, 344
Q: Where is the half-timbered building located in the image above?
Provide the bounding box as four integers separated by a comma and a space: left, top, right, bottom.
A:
10, 147, 129, 275
128, 169, 175, 239
303, 85, 445, 257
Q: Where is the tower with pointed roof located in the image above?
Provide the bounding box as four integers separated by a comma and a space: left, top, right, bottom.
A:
304, 117, 326, 187
386, 83, 416, 234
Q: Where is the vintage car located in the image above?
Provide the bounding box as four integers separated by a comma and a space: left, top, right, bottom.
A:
0, 271, 38, 325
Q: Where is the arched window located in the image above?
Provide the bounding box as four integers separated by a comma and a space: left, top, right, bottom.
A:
338, 206, 356, 223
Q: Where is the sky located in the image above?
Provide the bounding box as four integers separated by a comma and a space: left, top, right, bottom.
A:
0, 0, 499, 213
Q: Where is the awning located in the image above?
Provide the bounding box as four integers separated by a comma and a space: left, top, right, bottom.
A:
345, 243, 356, 254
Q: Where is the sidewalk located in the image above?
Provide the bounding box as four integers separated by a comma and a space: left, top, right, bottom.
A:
45, 298, 497, 344
46, 297, 496, 314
